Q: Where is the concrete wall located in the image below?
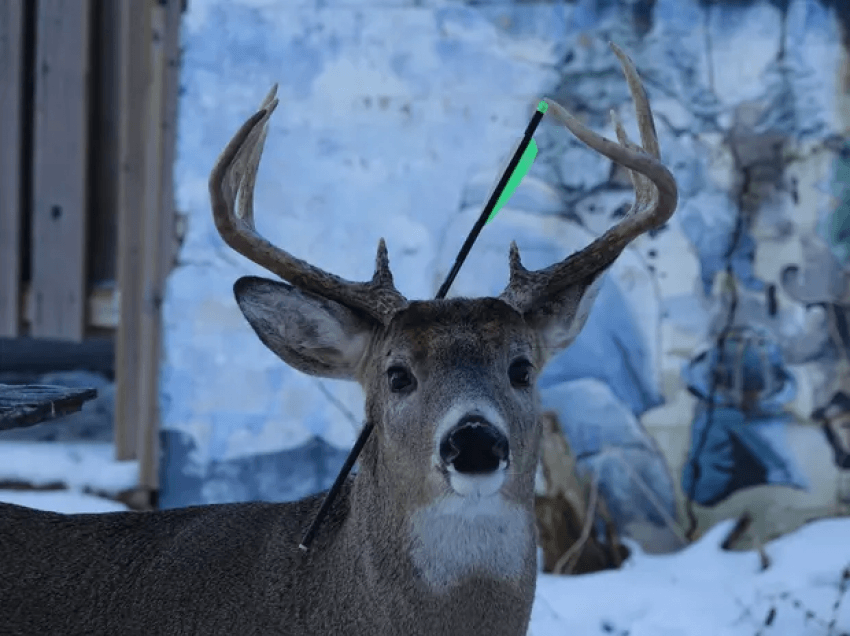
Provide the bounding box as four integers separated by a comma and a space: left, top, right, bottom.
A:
162, 0, 849, 548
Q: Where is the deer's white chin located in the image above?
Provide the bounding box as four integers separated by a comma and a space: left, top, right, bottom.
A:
409, 476, 530, 590
446, 463, 506, 498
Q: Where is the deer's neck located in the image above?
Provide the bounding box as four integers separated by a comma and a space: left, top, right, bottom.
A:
327, 471, 538, 634
407, 491, 535, 588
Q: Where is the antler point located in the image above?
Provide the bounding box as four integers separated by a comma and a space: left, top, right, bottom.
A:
260, 84, 279, 111
509, 241, 526, 273
373, 238, 393, 283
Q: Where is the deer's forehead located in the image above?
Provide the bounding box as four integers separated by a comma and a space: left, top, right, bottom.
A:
383, 299, 532, 361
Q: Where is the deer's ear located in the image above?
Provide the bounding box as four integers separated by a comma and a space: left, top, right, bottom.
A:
526, 276, 604, 365
233, 276, 374, 380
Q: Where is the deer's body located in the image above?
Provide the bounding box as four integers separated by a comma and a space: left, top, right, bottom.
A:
0, 44, 676, 636
0, 300, 540, 635
0, 481, 534, 635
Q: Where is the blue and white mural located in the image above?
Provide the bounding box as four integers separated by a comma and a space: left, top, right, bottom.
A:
163, 0, 850, 549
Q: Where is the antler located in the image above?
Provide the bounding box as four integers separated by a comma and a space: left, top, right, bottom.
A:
209, 85, 408, 325
500, 43, 678, 313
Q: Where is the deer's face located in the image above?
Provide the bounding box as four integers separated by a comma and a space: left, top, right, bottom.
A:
234, 281, 544, 506
361, 298, 542, 505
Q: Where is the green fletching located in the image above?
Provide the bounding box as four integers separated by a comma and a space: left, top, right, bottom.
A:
486, 138, 538, 224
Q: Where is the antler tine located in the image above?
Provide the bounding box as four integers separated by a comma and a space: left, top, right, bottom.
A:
500, 43, 678, 313
209, 85, 407, 325
610, 43, 659, 159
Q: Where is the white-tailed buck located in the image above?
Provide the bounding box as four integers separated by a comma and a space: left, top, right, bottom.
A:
0, 43, 676, 635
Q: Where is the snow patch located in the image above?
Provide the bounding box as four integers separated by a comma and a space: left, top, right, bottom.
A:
0, 490, 128, 514
530, 517, 850, 635
0, 442, 138, 495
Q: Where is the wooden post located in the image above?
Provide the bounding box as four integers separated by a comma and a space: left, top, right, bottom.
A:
114, 0, 181, 485
114, 0, 151, 460
136, 0, 168, 492
30, 0, 92, 341
0, 1, 25, 337
88, 0, 122, 288
159, 0, 182, 282
135, 0, 182, 494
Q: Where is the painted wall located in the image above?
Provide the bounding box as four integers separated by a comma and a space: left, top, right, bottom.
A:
162, 0, 849, 550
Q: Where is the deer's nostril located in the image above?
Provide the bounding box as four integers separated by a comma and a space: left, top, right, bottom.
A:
439, 420, 509, 474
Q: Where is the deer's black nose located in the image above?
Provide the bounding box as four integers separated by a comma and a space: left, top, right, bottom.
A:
439, 418, 509, 474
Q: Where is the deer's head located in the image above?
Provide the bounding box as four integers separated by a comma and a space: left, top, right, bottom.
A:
209, 43, 676, 567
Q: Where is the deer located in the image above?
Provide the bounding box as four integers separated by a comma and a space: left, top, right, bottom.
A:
0, 43, 676, 635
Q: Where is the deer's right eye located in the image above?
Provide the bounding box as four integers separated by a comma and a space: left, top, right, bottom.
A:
387, 366, 415, 393
508, 358, 534, 388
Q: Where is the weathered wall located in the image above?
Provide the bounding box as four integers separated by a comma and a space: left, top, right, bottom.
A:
163, 0, 849, 548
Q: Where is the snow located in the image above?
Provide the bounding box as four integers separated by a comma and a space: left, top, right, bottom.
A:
0, 490, 128, 514
0, 441, 139, 495
0, 441, 135, 515
530, 518, 850, 636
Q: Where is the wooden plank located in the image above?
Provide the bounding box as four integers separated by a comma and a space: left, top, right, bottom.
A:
159, 0, 182, 283
0, 336, 113, 376
0, 383, 97, 430
0, 1, 25, 337
142, 0, 181, 492
136, 0, 175, 493
21, 284, 119, 330
114, 0, 151, 461
87, 0, 121, 288
30, 0, 91, 341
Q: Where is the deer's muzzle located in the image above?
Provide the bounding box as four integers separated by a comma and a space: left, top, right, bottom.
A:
439, 417, 510, 475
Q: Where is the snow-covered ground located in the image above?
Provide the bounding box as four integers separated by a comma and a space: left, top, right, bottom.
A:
2, 482, 847, 635
0, 441, 138, 495
0, 490, 128, 514
0, 441, 135, 513
532, 518, 850, 636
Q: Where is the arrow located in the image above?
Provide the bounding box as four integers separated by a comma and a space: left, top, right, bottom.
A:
435, 99, 547, 298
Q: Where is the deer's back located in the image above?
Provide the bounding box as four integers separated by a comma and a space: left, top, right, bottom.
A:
0, 494, 325, 635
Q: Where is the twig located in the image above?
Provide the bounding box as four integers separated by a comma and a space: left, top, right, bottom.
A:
598, 446, 689, 546
828, 564, 850, 636
316, 380, 360, 428
721, 511, 753, 550
554, 471, 599, 574
752, 531, 771, 571
603, 507, 625, 568
720, 511, 771, 573
827, 303, 850, 369
752, 570, 850, 636
754, 606, 776, 636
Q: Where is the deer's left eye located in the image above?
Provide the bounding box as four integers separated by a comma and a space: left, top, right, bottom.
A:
387, 366, 415, 393
508, 359, 534, 388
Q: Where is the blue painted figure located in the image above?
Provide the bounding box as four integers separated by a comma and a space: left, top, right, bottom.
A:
682, 326, 808, 507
